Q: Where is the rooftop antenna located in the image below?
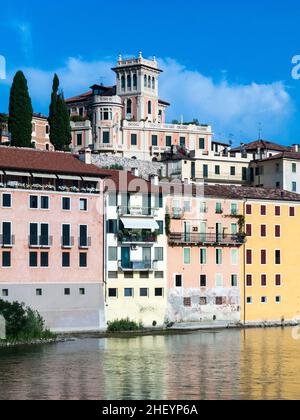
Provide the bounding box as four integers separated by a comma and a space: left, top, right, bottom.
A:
258, 122, 262, 140
99, 76, 106, 87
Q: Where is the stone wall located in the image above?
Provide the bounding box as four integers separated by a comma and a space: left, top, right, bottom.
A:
92, 153, 166, 180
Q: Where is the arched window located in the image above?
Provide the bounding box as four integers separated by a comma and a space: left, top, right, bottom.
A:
127, 75, 132, 90
133, 74, 137, 90
148, 100, 152, 115
144, 75, 147, 87
121, 75, 125, 91
148, 76, 151, 88
152, 77, 155, 90
127, 99, 132, 116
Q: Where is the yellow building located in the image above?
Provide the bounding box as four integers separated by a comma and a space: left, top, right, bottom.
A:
241, 188, 300, 324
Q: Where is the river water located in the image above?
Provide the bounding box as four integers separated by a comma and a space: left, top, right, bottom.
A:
0, 328, 300, 400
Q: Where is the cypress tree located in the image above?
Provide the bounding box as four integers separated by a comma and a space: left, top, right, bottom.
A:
8, 71, 33, 148
48, 74, 71, 151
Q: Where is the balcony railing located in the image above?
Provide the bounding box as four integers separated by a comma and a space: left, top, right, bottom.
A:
61, 236, 75, 248
172, 208, 185, 219
118, 206, 158, 217
78, 237, 92, 248
28, 236, 53, 248
117, 232, 158, 243
118, 260, 156, 272
168, 233, 246, 246
0, 235, 15, 248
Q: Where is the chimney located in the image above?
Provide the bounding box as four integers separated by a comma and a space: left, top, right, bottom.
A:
293, 144, 299, 153
131, 167, 139, 177
150, 174, 159, 186
79, 148, 92, 165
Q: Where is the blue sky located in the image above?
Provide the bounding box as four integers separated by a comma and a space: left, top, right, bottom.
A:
0, 0, 300, 145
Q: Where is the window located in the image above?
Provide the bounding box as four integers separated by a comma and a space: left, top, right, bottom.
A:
275, 274, 282, 286
140, 288, 149, 297
155, 288, 163, 297
157, 221, 164, 235
231, 224, 238, 235
216, 249, 222, 265
124, 288, 133, 297
166, 136, 172, 147
40, 252, 49, 268
231, 275, 238, 287
290, 207, 295, 217
275, 250, 281, 265
199, 138, 205, 150
102, 131, 110, 144
246, 204, 252, 215
29, 252, 38, 267
108, 271, 118, 279
79, 253, 87, 267
261, 205, 267, 216
184, 248, 191, 264
62, 252, 70, 268
200, 275, 207, 288
155, 271, 164, 279
41, 196, 49, 210
79, 225, 88, 247
275, 225, 281, 238
231, 249, 238, 266
215, 274, 223, 287
275, 206, 281, 216
261, 275, 267, 287
127, 75, 132, 89
131, 134, 137, 146
261, 250, 267, 265
46, 125, 49, 135
261, 225, 267, 237
242, 167, 248, 181
152, 135, 158, 146
230, 167, 236, 176
109, 289, 117, 298
292, 163, 297, 173
148, 76, 151, 88
30, 195, 39, 209
2, 193, 11, 208
2, 251, 11, 267
175, 274, 183, 288
184, 200, 191, 212
261, 296, 267, 304
216, 297, 224, 305
231, 203, 238, 215
76, 134, 82, 146
216, 202, 223, 214
100, 108, 113, 121
36, 289, 42, 296
292, 182, 297, 193
246, 297, 253, 304
203, 165, 208, 178
64, 288, 71, 296
246, 275, 253, 287
246, 250, 252, 265
29, 224, 38, 247
79, 198, 88, 212
183, 297, 192, 307
148, 101, 152, 115
2, 289, 8, 297
107, 220, 118, 234
180, 137, 186, 148
62, 224, 71, 248
108, 194, 117, 207
133, 74, 137, 89
144, 75, 147, 87
140, 272, 149, 279
108, 247, 118, 261
200, 248, 207, 265
62, 197, 71, 211
215, 165, 220, 175
246, 224, 252, 237
121, 76, 125, 90
152, 77, 155, 90
79, 288, 85, 296
276, 296, 281, 304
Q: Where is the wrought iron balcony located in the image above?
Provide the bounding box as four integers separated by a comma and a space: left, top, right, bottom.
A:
78, 236, 92, 249
117, 232, 158, 243
168, 232, 246, 247
118, 260, 156, 272
61, 236, 75, 248
28, 236, 53, 248
0, 234, 15, 248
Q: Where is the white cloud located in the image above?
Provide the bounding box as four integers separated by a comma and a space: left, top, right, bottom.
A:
3, 56, 293, 142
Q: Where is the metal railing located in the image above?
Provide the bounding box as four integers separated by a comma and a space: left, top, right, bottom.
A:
78, 236, 92, 248
117, 232, 157, 243
118, 260, 156, 271
118, 206, 158, 217
0, 234, 15, 247
28, 236, 53, 248
169, 233, 246, 246
61, 236, 75, 248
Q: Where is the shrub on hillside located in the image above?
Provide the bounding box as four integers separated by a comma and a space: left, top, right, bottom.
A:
107, 319, 144, 332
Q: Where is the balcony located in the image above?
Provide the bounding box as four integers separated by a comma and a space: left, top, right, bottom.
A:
172, 208, 185, 219
118, 206, 158, 217
78, 237, 92, 249
0, 235, 15, 248
28, 236, 53, 248
61, 236, 75, 249
118, 260, 156, 272
168, 233, 246, 247
117, 231, 158, 244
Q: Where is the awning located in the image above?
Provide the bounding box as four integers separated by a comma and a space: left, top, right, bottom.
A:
5, 171, 31, 177
32, 173, 57, 179
121, 218, 159, 231
57, 174, 82, 181
82, 176, 100, 182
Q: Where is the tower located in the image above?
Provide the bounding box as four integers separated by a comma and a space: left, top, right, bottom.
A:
112, 52, 163, 123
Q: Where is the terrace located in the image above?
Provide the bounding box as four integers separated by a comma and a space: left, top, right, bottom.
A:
168, 232, 246, 247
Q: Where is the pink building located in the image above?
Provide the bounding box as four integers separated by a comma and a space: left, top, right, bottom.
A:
0, 146, 107, 332
166, 184, 245, 324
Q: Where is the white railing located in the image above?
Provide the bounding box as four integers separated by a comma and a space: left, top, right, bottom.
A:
122, 120, 211, 133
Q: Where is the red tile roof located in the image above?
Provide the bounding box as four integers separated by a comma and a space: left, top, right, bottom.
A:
0, 146, 109, 177
231, 140, 291, 153
65, 91, 93, 104
158, 99, 170, 106
104, 170, 161, 194
259, 151, 300, 162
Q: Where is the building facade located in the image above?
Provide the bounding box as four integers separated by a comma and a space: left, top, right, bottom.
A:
0, 146, 106, 332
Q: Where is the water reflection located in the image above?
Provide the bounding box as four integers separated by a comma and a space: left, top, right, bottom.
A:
0, 329, 299, 400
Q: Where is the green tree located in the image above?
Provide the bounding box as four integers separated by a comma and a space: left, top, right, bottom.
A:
8, 71, 33, 147
48, 74, 72, 151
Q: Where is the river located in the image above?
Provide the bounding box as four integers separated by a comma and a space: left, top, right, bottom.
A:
0, 328, 300, 400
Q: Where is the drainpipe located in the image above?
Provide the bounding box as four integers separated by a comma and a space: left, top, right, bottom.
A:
243, 199, 246, 326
